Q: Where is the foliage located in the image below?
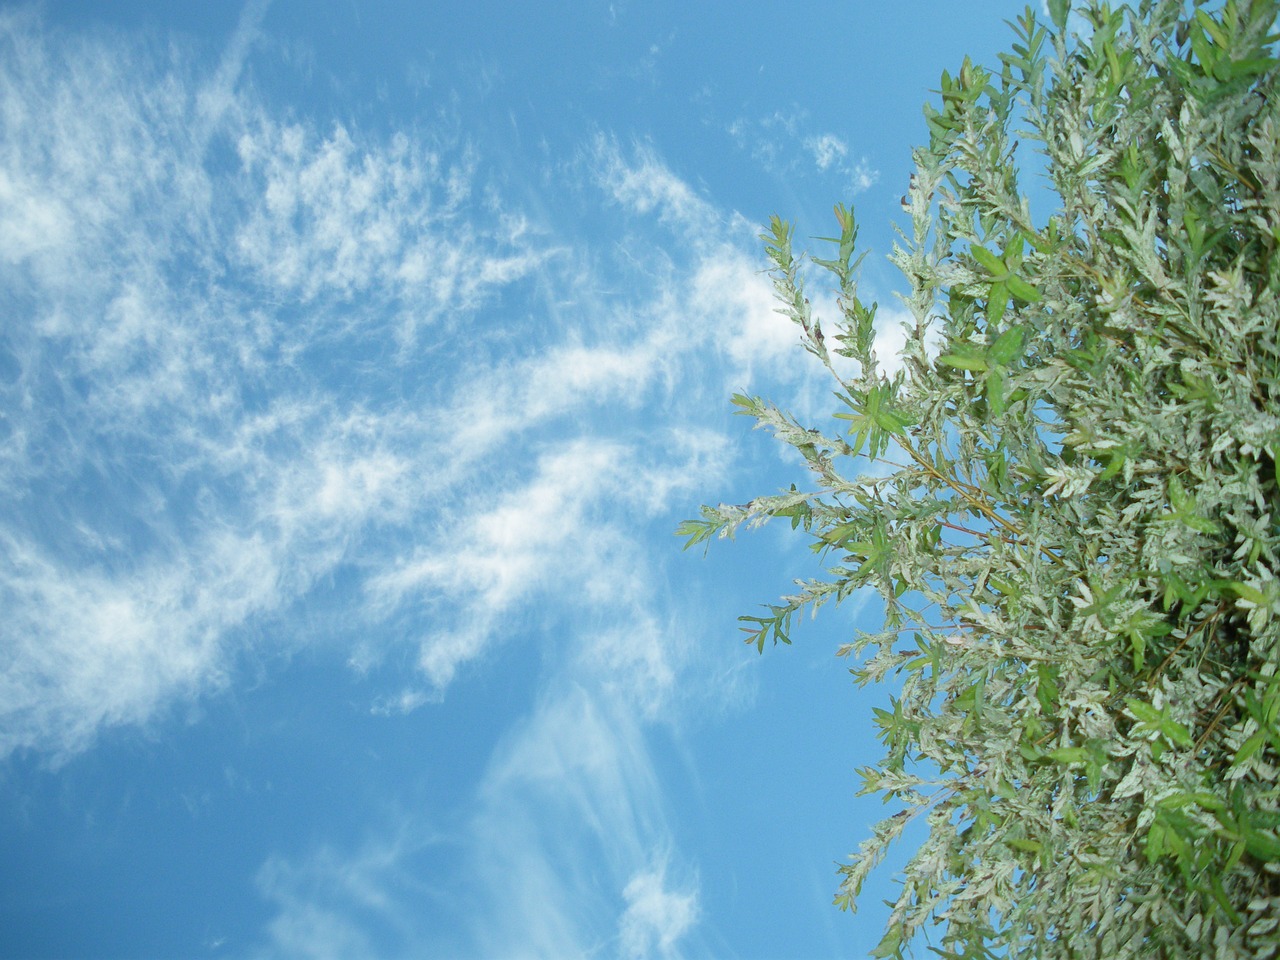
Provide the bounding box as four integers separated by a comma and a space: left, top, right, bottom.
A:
680, 1, 1280, 955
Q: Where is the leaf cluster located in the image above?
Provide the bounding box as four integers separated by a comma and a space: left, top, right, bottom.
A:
682, 2, 1280, 956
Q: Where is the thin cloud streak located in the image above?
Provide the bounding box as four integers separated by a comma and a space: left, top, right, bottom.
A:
252, 685, 704, 958
466, 685, 701, 959
726, 111, 880, 194
0, 12, 900, 956
252, 823, 447, 960
0, 11, 908, 765
0, 11, 555, 759
619, 861, 700, 960
0, 10, 765, 764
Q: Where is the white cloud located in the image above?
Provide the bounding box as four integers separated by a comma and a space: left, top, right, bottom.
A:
730, 112, 879, 194
1, 10, 918, 959
0, 11, 558, 759
251, 685, 704, 958
364, 433, 722, 699
252, 826, 440, 960
466, 686, 702, 958
0, 69, 762, 756
437, 337, 671, 467
806, 132, 848, 171
619, 862, 700, 959
690, 247, 795, 382
590, 136, 834, 399
0, 166, 74, 261
0, 7, 869, 787
233, 118, 554, 348
594, 133, 713, 230
0, 530, 270, 761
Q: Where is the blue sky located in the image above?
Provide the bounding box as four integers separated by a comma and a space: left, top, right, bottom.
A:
1, 2, 1034, 957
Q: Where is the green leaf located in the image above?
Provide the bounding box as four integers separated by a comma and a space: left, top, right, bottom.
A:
674, 519, 715, 550
985, 282, 1008, 325
1130, 631, 1145, 671
1222, 57, 1280, 80
1184, 514, 1222, 535
1161, 716, 1194, 749
1047, 746, 1087, 764
1228, 581, 1268, 606
873, 405, 913, 436
1160, 791, 1226, 812
938, 349, 989, 372
1194, 9, 1229, 50
1233, 731, 1268, 766
989, 325, 1026, 365
1209, 874, 1243, 924
1006, 838, 1042, 853
986, 367, 1007, 416
970, 244, 1006, 275
1243, 829, 1280, 863
1127, 697, 1161, 724
1036, 665, 1059, 714
1004, 273, 1041, 303
1146, 821, 1167, 861
871, 926, 903, 959
1048, 0, 1069, 30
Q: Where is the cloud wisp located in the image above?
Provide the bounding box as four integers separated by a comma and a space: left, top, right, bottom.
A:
251, 684, 704, 959
0, 10, 922, 955
0, 10, 550, 760
466, 686, 701, 958
727, 111, 880, 195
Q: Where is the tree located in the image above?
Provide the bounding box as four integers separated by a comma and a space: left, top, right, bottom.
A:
680, 1, 1280, 956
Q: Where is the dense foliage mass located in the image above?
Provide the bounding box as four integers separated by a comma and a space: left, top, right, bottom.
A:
681, 1, 1280, 955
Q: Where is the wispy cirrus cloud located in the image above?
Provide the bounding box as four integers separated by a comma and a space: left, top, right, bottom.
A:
234, 137, 808, 958
727, 111, 879, 194
0, 6, 770, 759
619, 861, 700, 959
0, 529, 265, 759
465, 685, 702, 959
252, 685, 704, 959
1, 6, 931, 958
0, 5, 895, 768
232, 118, 553, 348
365, 439, 656, 692
252, 823, 444, 959
589, 134, 824, 393
0, 9, 555, 761
805, 133, 879, 193
0, 10, 868, 953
